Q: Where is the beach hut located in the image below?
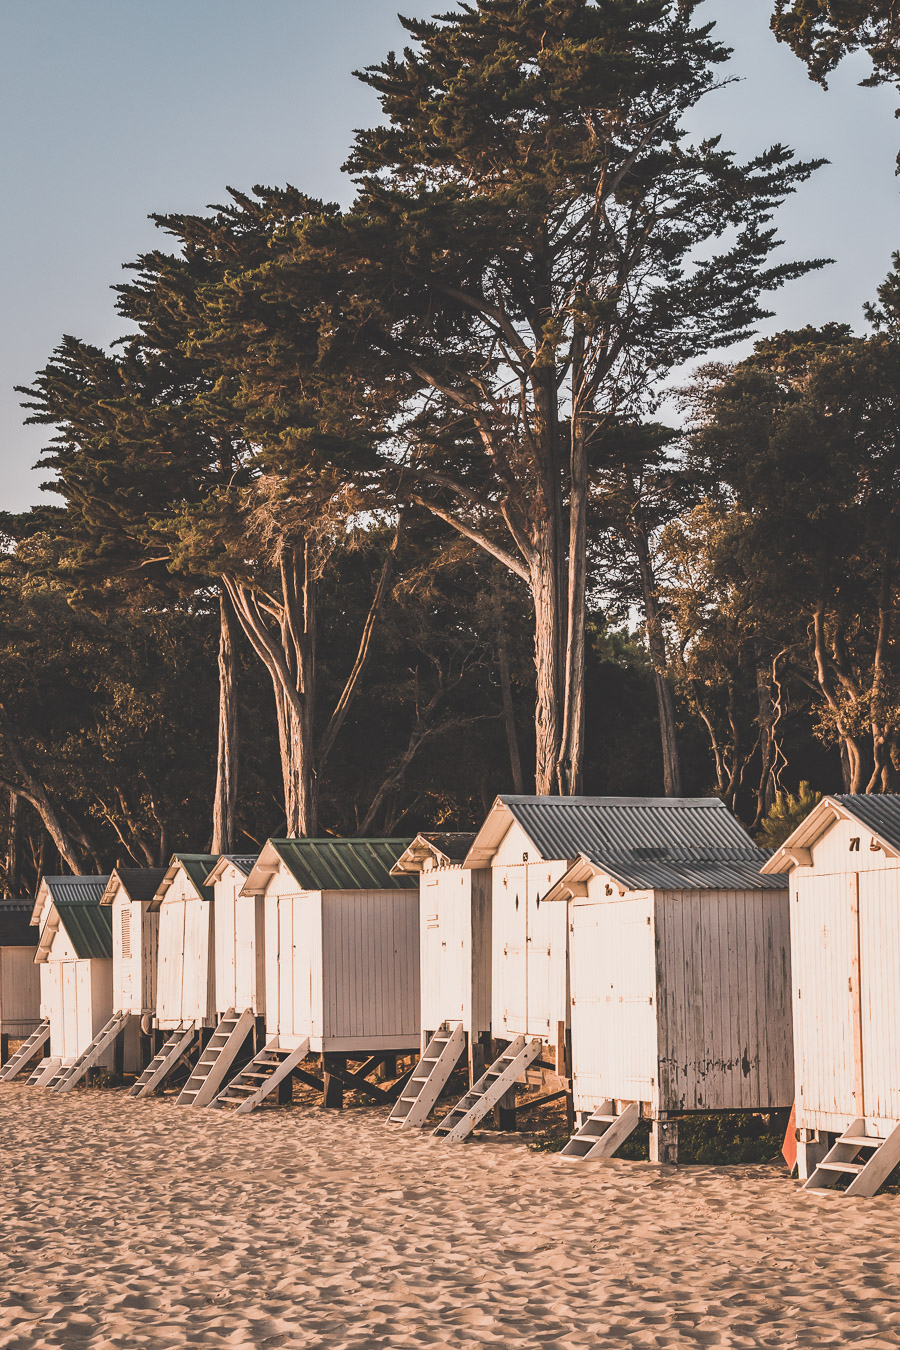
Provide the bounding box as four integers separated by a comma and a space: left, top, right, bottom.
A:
206, 853, 265, 1026
100, 867, 165, 1036
132, 853, 255, 1107
0, 899, 43, 1075
216, 838, 420, 1113
430, 796, 792, 1158
28, 874, 135, 1091
385, 833, 493, 1127
761, 794, 900, 1195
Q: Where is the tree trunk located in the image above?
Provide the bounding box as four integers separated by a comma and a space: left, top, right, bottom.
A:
0, 704, 85, 873
754, 664, 777, 828
212, 588, 240, 853
557, 399, 587, 796
633, 525, 682, 797
531, 535, 562, 795
5, 790, 19, 897
492, 584, 524, 794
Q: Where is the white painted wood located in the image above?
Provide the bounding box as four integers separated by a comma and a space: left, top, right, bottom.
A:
0, 946, 41, 1039
560, 1100, 641, 1160
154, 867, 215, 1030
432, 1035, 543, 1140
177, 1006, 255, 1107
489, 821, 568, 1044
215, 1036, 309, 1113
261, 874, 420, 1054
37, 918, 120, 1071
130, 1023, 197, 1097
0, 1019, 50, 1079
110, 889, 157, 1017
389, 1020, 466, 1127
212, 862, 265, 1018
786, 811, 900, 1141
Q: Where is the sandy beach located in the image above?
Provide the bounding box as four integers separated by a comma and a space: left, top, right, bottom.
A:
1, 1085, 899, 1349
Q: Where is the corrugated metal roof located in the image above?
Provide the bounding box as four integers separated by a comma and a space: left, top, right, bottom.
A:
44, 876, 110, 906
501, 797, 785, 892
418, 833, 476, 863
104, 868, 167, 905
0, 899, 37, 946
271, 839, 418, 892
55, 898, 113, 959
223, 855, 258, 877
173, 854, 217, 902
832, 794, 900, 853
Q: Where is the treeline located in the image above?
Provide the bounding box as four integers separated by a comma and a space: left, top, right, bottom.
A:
2, 0, 899, 891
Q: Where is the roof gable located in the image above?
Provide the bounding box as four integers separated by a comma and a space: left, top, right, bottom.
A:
102, 868, 168, 906
391, 832, 477, 874
467, 796, 783, 892
761, 794, 900, 872
247, 838, 418, 894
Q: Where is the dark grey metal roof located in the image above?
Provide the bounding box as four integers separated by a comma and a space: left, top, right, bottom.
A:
502, 797, 785, 892
832, 795, 900, 853
223, 855, 258, 876
44, 876, 110, 906
271, 839, 418, 892
107, 868, 167, 904
418, 833, 476, 863
0, 899, 37, 946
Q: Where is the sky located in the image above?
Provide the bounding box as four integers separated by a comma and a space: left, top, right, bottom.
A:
0, 0, 897, 512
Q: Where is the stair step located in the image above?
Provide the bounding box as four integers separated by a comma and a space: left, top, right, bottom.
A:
841, 1135, 884, 1148
387, 1022, 466, 1130
817, 1160, 865, 1174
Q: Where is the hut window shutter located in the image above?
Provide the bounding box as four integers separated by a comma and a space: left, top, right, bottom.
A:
121, 909, 132, 959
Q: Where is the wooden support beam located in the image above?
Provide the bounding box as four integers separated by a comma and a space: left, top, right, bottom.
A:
517, 1090, 567, 1112
323, 1056, 346, 1110
292, 1066, 326, 1093
321, 1058, 392, 1104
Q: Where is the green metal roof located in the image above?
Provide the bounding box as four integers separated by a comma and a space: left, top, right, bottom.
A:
270, 839, 418, 892
172, 854, 217, 902
55, 898, 113, 960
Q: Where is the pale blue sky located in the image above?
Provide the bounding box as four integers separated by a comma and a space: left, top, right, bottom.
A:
1, 0, 897, 510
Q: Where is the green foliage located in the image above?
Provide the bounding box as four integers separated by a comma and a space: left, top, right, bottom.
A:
771, 0, 900, 89
757, 781, 823, 849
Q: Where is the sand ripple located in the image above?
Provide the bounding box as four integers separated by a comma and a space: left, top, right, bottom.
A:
1, 1085, 899, 1347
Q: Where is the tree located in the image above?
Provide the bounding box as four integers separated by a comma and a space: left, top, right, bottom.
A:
334, 0, 825, 794
19, 336, 244, 853
771, 1, 900, 92
683, 322, 900, 793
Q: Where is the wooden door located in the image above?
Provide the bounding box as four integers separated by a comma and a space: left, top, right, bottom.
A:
277, 896, 293, 1038
793, 872, 857, 1125
62, 964, 79, 1060
526, 863, 552, 1038
495, 864, 528, 1037
858, 868, 900, 1123
118, 900, 134, 1011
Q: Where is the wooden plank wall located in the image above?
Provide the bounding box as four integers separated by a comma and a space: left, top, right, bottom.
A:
0, 947, 41, 1036
859, 868, 900, 1124
655, 890, 793, 1113
321, 890, 420, 1048
420, 867, 469, 1031
156, 872, 214, 1028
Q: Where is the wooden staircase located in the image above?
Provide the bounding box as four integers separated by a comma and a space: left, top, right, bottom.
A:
432, 1035, 543, 1142
389, 1021, 465, 1128
215, 1038, 309, 1113
28, 1055, 63, 1086
130, 1023, 197, 1098
0, 1020, 50, 1081
804, 1119, 900, 1197
46, 1011, 132, 1094
177, 1008, 255, 1108
560, 1100, 641, 1160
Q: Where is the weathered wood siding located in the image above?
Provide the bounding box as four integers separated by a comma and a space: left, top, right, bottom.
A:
321, 889, 419, 1050
155, 869, 215, 1029
570, 890, 657, 1113
419, 864, 491, 1038
490, 820, 568, 1043
214, 866, 265, 1016
112, 892, 157, 1016
0, 946, 41, 1037
263, 871, 420, 1052
791, 826, 900, 1133
655, 890, 793, 1113
42, 925, 114, 1064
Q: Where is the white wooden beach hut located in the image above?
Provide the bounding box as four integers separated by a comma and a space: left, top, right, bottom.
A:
0, 900, 42, 1072
27, 875, 136, 1091
206, 854, 264, 1023
215, 838, 420, 1114
385, 833, 493, 1127
761, 794, 900, 1195
132, 853, 256, 1107
101, 867, 166, 1023
430, 796, 793, 1155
